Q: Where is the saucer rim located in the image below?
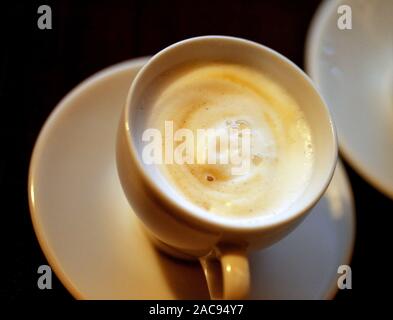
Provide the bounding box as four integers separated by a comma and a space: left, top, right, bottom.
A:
305, 0, 393, 200
28, 57, 355, 300
323, 160, 356, 300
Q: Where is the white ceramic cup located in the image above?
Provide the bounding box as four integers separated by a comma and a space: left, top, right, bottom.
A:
116, 36, 337, 299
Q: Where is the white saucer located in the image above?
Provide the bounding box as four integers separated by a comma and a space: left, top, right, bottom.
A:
29, 58, 355, 299
306, 0, 393, 199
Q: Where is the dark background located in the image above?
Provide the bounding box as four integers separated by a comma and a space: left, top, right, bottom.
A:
1, 0, 391, 301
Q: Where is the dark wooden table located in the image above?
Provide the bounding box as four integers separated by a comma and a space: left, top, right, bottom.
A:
1, 0, 390, 301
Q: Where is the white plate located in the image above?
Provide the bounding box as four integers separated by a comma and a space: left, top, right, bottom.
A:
306, 0, 393, 198
29, 58, 355, 299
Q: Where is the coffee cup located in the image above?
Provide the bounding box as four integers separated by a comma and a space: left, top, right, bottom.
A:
116, 36, 337, 299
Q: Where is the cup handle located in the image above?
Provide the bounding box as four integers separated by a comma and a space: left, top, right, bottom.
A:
199, 246, 250, 300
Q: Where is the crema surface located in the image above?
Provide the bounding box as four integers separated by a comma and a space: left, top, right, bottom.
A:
144, 62, 314, 217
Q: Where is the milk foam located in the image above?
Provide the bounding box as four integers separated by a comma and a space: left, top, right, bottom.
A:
145, 62, 314, 217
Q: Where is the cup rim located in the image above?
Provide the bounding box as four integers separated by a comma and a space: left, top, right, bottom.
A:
124, 35, 338, 232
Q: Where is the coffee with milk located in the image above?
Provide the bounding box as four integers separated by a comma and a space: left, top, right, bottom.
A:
140, 62, 314, 218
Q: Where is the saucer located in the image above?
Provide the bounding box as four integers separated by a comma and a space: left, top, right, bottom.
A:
29, 58, 355, 299
306, 0, 393, 199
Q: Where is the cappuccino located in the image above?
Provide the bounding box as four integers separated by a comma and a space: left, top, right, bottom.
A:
142, 62, 314, 217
